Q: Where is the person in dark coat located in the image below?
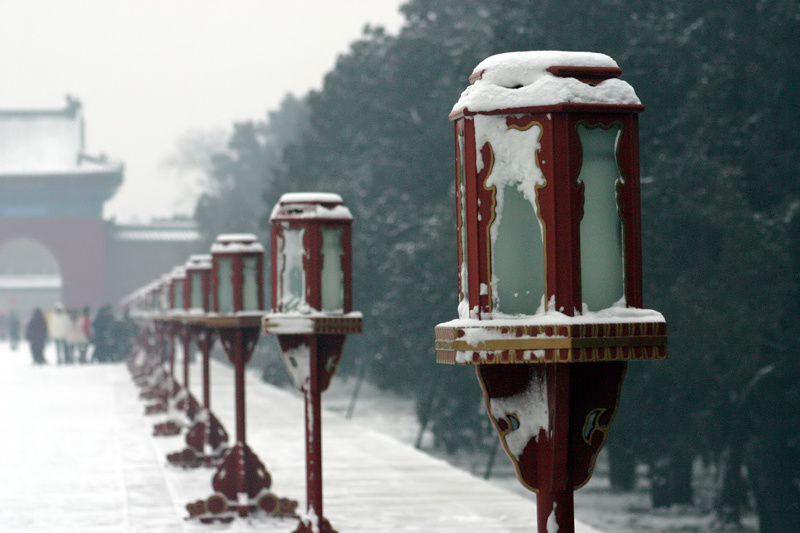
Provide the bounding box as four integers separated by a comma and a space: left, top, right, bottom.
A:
25, 308, 48, 365
92, 305, 114, 363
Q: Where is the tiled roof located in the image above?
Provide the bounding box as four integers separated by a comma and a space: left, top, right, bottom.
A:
0, 96, 121, 176
112, 221, 200, 242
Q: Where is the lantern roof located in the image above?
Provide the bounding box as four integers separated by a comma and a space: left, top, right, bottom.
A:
271, 192, 353, 221
170, 265, 186, 280
185, 253, 212, 270
452, 50, 641, 116
210, 233, 264, 254
278, 192, 342, 205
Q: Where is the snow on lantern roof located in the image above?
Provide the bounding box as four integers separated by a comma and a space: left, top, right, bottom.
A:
170, 265, 186, 280
210, 233, 264, 254
278, 192, 343, 205
271, 192, 352, 221
185, 254, 212, 269
452, 51, 641, 115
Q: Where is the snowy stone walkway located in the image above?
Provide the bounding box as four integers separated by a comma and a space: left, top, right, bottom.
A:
0, 342, 603, 532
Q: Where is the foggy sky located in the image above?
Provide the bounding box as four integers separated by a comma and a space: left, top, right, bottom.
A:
0, 1, 405, 222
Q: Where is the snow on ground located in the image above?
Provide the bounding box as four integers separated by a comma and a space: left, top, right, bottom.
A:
0, 339, 756, 532
0, 340, 605, 532
323, 370, 759, 533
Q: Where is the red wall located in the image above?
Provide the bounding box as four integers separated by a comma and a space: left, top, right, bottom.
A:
0, 217, 108, 309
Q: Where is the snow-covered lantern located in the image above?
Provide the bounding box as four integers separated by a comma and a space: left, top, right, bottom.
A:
143, 284, 153, 315
150, 282, 161, 315
184, 254, 212, 313
265, 192, 361, 390
210, 234, 265, 314
263, 192, 361, 533
435, 51, 667, 532
269, 192, 354, 316
169, 266, 187, 314
158, 274, 171, 315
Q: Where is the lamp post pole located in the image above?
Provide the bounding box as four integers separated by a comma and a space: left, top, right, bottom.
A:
264, 192, 361, 533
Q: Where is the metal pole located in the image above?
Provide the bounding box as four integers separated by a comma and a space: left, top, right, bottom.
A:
306, 336, 324, 522
536, 490, 574, 533
234, 328, 246, 445
182, 327, 191, 392
201, 330, 211, 410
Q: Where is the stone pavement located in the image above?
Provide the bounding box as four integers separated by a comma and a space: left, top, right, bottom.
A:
0, 342, 603, 532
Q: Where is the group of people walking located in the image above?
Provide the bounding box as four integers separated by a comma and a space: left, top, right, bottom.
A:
21, 304, 133, 365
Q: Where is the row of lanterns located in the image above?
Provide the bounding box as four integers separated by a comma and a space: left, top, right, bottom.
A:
123, 50, 668, 533
123, 193, 359, 533
125, 233, 264, 318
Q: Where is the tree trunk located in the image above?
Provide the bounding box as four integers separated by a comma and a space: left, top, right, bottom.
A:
715, 445, 748, 525
608, 441, 637, 492
650, 449, 694, 508
745, 437, 800, 533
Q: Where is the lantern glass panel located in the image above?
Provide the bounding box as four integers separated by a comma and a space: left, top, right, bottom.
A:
578, 123, 624, 310
190, 272, 203, 309
278, 227, 306, 312
492, 185, 544, 315
320, 227, 344, 312
217, 256, 233, 313
457, 130, 469, 311
242, 256, 260, 311
173, 282, 183, 310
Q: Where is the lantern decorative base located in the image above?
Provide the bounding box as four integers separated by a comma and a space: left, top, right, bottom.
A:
167, 447, 226, 469
175, 390, 202, 421
187, 441, 298, 522
144, 400, 169, 415
153, 419, 183, 437
186, 489, 298, 523
294, 516, 338, 533
167, 410, 229, 468
211, 442, 271, 499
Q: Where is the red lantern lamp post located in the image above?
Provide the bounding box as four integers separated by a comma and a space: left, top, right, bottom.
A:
168, 254, 230, 468
183, 254, 215, 416
188, 234, 297, 523
153, 266, 191, 436
435, 51, 667, 533
142, 274, 178, 416
263, 192, 362, 533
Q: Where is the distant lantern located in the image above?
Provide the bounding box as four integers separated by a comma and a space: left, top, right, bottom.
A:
184, 254, 212, 314
435, 51, 667, 533
144, 283, 155, 315
159, 275, 172, 315
169, 266, 187, 314
210, 234, 265, 314
151, 281, 161, 315
269, 192, 353, 316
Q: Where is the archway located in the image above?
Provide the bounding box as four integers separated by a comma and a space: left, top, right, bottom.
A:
0, 237, 63, 318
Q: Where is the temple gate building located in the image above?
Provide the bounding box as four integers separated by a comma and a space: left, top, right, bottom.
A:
0, 97, 199, 318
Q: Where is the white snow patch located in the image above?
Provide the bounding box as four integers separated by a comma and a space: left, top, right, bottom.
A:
454, 51, 640, 114
548, 502, 560, 532
443, 297, 664, 327
210, 233, 264, 253
282, 343, 311, 390
488, 370, 549, 458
